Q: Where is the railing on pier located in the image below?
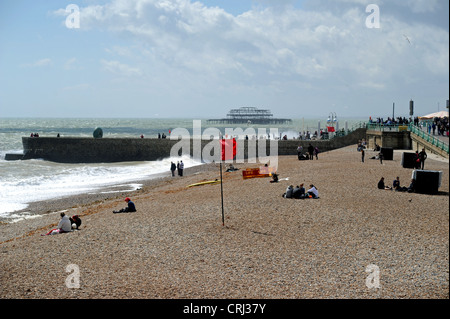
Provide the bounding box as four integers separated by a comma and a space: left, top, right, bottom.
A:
408, 124, 449, 154
366, 123, 409, 132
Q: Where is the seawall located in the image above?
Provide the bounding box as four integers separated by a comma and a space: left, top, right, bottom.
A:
18, 128, 366, 163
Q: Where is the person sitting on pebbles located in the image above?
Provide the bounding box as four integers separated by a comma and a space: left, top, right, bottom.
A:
270, 172, 279, 183
69, 214, 82, 229
293, 184, 306, 199
377, 177, 392, 190
113, 197, 137, 214
306, 184, 319, 199
42, 212, 72, 235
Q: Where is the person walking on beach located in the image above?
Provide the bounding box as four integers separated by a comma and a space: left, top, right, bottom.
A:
419, 148, 427, 170
179, 160, 184, 176
314, 146, 319, 160
170, 161, 176, 177
361, 148, 365, 163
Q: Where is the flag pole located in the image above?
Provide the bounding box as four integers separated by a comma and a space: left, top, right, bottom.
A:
220, 161, 225, 226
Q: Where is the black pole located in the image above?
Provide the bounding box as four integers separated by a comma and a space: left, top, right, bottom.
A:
220, 161, 224, 226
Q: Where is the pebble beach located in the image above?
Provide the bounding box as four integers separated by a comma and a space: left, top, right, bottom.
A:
0, 145, 448, 299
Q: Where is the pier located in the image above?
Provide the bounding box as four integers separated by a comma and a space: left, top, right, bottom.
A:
207, 107, 292, 125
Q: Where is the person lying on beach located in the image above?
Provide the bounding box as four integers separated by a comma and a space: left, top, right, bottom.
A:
42, 213, 72, 235
69, 215, 82, 229
298, 153, 309, 161
113, 197, 137, 214
226, 164, 239, 172
306, 184, 319, 199
377, 177, 392, 190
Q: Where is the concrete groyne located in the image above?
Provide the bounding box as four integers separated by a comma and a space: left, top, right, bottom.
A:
10, 128, 366, 163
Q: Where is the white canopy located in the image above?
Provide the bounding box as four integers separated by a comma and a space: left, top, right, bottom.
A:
418, 110, 449, 119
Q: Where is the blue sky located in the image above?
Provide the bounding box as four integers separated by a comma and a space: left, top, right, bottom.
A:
0, 0, 448, 119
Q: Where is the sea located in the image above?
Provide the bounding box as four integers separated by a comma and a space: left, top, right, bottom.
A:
0, 117, 365, 222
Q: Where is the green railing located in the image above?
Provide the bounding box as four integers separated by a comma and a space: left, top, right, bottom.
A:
366, 123, 409, 132
408, 124, 449, 154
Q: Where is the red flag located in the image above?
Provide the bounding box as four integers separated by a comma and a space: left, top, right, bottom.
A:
327, 126, 335, 132
220, 138, 236, 161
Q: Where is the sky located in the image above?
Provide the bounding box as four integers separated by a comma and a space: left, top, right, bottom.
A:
0, 0, 448, 119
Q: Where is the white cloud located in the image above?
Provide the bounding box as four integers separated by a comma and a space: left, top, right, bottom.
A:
64, 58, 79, 70
51, 0, 448, 117
20, 58, 52, 68
100, 59, 143, 77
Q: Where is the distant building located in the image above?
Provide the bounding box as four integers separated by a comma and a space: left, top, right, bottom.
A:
207, 107, 292, 125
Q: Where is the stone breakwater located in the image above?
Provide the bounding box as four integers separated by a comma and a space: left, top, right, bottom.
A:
18, 128, 366, 163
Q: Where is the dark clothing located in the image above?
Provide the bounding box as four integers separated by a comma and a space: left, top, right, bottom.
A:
308, 145, 314, 160
393, 179, 400, 190
126, 201, 136, 212
419, 150, 427, 170
270, 173, 279, 183
414, 153, 421, 169
114, 200, 136, 213
69, 216, 82, 229
407, 180, 415, 193
293, 187, 306, 199
170, 162, 176, 176
378, 180, 385, 189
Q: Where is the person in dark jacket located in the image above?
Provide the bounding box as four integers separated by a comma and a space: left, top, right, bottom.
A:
308, 144, 314, 160
293, 184, 306, 199
113, 197, 137, 213
419, 148, 427, 170
170, 161, 176, 176
69, 215, 82, 229
378, 177, 391, 190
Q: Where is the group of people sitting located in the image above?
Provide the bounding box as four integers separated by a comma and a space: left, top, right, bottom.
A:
378, 177, 415, 193
43, 197, 138, 236
283, 184, 319, 199
42, 213, 82, 236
